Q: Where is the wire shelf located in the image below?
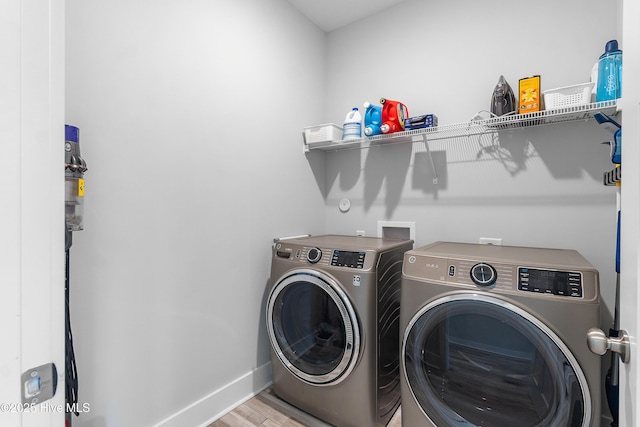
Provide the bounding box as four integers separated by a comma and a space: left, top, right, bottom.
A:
304, 100, 619, 152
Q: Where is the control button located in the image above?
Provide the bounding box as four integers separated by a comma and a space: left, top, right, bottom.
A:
448, 265, 455, 277
570, 286, 583, 297
307, 248, 322, 264
26, 377, 41, 396
470, 263, 497, 287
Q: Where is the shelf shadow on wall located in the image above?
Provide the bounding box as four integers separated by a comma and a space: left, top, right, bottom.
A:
475, 132, 531, 176
337, 149, 363, 192
508, 121, 610, 180
412, 150, 448, 198
363, 142, 412, 218
308, 148, 363, 200
305, 149, 333, 199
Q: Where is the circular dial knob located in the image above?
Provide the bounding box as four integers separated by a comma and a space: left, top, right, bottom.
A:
470, 263, 497, 286
307, 248, 322, 264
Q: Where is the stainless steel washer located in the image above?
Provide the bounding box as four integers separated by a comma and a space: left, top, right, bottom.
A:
400, 242, 602, 427
267, 235, 413, 427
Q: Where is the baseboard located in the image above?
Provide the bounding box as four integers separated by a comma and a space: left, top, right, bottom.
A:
152, 362, 272, 427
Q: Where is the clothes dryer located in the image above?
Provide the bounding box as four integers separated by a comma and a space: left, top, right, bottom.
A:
400, 242, 602, 427
267, 235, 413, 427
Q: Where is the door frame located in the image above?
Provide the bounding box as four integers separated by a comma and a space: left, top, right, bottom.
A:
0, 0, 65, 426
618, 0, 640, 425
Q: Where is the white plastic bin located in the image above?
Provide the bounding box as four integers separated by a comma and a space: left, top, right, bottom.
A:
543, 82, 594, 110
303, 124, 342, 144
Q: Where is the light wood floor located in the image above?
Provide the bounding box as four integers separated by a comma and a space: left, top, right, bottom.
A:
208, 388, 402, 427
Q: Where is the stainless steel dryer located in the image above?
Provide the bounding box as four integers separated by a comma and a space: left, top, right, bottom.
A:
400, 242, 602, 427
267, 235, 413, 427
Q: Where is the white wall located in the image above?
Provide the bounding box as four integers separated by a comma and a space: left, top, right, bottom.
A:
323, 0, 620, 306
65, 1, 326, 426
322, 0, 621, 421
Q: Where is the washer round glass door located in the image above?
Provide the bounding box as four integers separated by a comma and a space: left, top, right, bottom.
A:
403, 294, 590, 427
267, 269, 360, 385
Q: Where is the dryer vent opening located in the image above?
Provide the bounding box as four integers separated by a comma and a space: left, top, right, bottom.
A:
377, 221, 415, 241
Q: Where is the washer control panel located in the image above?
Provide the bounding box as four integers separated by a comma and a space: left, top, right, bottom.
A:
331, 250, 366, 269
274, 243, 369, 269
518, 267, 583, 297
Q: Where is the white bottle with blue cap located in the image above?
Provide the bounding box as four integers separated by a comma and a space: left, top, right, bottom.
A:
342, 107, 362, 140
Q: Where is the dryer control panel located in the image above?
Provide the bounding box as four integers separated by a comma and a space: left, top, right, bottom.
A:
518, 267, 583, 297
402, 242, 599, 301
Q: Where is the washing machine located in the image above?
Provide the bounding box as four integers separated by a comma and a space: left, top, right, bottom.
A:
267, 235, 413, 427
400, 242, 602, 427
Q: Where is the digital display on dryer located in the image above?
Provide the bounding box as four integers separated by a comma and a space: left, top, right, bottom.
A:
331, 250, 365, 268
518, 267, 582, 297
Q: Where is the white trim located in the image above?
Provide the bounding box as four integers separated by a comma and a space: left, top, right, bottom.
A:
2, 0, 65, 425
151, 362, 272, 427
619, 0, 640, 424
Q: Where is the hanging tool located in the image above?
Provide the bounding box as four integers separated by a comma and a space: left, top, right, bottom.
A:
594, 112, 622, 164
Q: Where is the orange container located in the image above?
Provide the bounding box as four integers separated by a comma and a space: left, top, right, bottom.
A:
518, 75, 542, 114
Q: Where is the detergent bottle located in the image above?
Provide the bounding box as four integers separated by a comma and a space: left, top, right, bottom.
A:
596, 40, 622, 102
363, 102, 383, 136
380, 98, 409, 134
342, 107, 362, 140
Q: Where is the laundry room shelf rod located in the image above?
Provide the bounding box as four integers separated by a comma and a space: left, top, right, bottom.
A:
303, 100, 619, 153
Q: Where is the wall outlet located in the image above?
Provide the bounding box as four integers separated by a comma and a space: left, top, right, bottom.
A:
356, 230, 365, 236
479, 237, 503, 245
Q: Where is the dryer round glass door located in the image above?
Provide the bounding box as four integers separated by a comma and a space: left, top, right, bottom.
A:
402, 294, 591, 427
267, 269, 361, 385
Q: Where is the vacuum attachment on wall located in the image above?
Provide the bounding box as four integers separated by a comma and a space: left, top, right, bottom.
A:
65, 125, 88, 231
